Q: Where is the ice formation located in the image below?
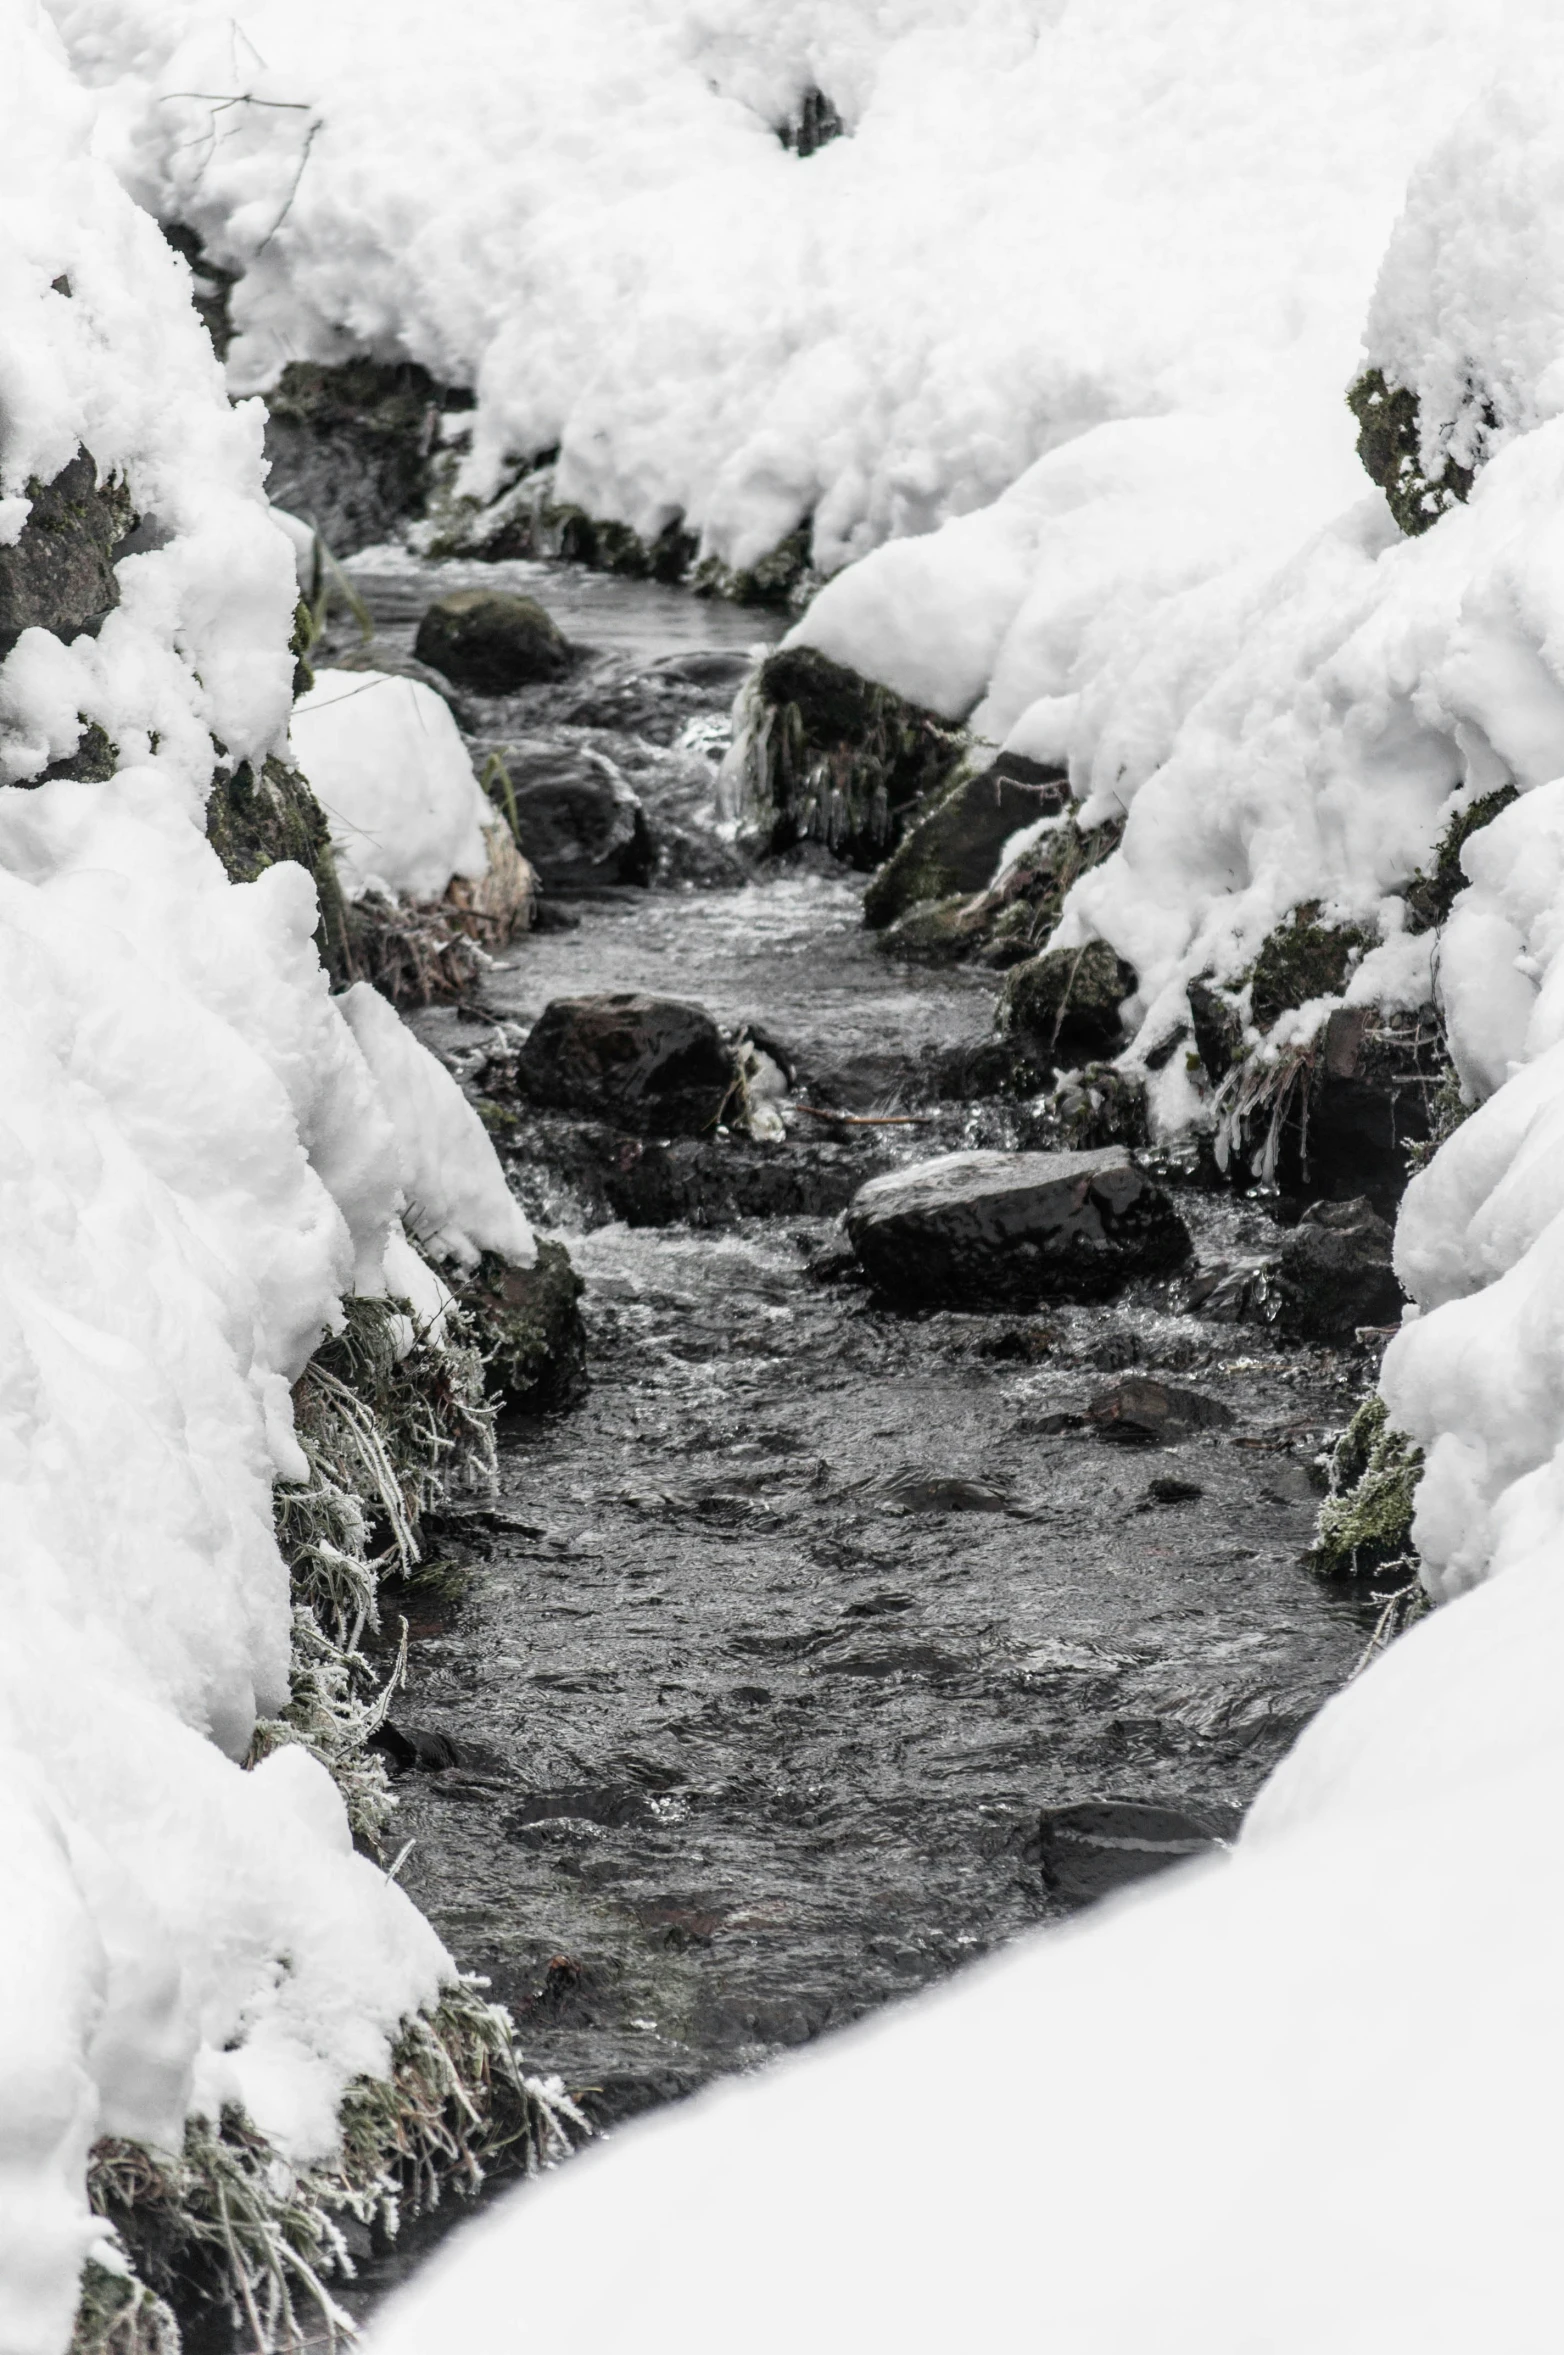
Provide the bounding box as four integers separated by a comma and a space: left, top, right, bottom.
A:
0, 13, 534, 2349
364, 1545, 1563, 2354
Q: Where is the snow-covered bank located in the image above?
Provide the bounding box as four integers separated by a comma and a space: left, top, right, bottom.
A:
365, 1545, 1563, 2353
48, 0, 1560, 576
0, 12, 542, 2349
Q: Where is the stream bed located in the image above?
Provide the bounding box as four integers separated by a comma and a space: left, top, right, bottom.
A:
329, 552, 1382, 2303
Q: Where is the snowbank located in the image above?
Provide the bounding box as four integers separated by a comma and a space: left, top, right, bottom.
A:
49, 0, 1561, 575
291, 670, 496, 903
366, 1546, 1562, 2354
0, 13, 536, 2348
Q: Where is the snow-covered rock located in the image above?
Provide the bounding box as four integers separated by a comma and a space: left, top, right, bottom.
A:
291, 668, 496, 903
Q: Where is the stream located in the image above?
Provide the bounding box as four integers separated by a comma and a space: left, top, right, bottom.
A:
327, 549, 1381, 2304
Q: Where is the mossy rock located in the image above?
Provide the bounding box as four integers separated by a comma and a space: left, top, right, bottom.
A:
463, 1242, 588, 1414
264, 358, 471, 555
0, 446, 134, 658
1042, 1064, 1150, 1152
876, 892, 989, 965
863, 755, 1068, 930
1247, 903, 1372, 1032
998, 940, 1136, 1064
35, 718, 119, 786
691, 528, 816, 611
414, 590, 571, 694
1347, 367, 1475, 539
736, 643, 967, 868
206, 751, 355, 983
1308, 1394, 1422, 1579
1403, 782, 1520, 932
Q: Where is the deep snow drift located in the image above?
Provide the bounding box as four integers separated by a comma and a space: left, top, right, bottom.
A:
0, 12, 532, 2351
364, 1543, 1564, 2354
46, 0, 1563, 574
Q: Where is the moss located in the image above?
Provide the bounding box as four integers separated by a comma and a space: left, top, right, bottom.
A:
729, 644, 968, 866
1403, 782, 1520, 932
1040, 1063, 1149, 1150
998, 939, 1137, 1064
1247, 903, 1372, 1032
79, 1989, 584, 2355
461, 1242, 589, 1414
205, 752, 356, 985
37, 719, 119, 785
1307, 1395, 1423, 1579
1347, 367, 1476, 538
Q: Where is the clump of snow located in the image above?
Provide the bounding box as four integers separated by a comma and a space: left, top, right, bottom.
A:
49, 0, 1564, 575
1363, 66, 1564, 492
291, 670, 497, 904
0, 15, 536, 2349
339, 982, 536, 1272
364, 1545, 1562, 2353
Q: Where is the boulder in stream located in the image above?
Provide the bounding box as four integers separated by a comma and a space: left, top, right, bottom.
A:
1031, 1799, 1241, 1906
843, 1147, 1191, 1307
415, 588, 573, 692
517, 992, 739, 1136
462, 1241, 588, 1413
1272, 1196, 1404, 1342
1087, 1376, 1234, 1445
863, 754, 1068, 930
998, 938, 1137, 1065
492, 741, 654, 891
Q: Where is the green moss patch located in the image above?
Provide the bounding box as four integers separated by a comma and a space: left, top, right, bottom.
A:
1347, 367, 1475, 538
1403, 782, 1520, 932
1308, 1394, 1423, 1580
1247, 903, 1372, 1032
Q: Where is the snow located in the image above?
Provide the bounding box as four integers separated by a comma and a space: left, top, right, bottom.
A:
0, 15, 536, 2349
366, 1544, 1563, 2355
45, 0, 1560, 576
291, 670, 496, 905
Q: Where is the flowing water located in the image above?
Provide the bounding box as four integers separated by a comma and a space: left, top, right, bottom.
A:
326, 555, 1382, 2306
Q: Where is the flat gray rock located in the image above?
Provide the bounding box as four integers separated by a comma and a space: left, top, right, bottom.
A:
844, 1147, 1190, 1307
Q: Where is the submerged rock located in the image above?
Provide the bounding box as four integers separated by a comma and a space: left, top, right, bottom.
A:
1087, 1377, 1234, 1446
489, 742, 654, 891
415, 590, 572, 693
844, 1147, 1190, 1308
517, 993, 738, 1137
1272, 1197, 1404, 1341
1030, 1799, 1240, 1907
863, 756, 1068, 930
0, 446, 133, 657
463, 1242, 588, 1414
999, 940, 1136, 1065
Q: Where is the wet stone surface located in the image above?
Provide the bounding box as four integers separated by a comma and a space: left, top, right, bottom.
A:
338, 556, 1382, 2202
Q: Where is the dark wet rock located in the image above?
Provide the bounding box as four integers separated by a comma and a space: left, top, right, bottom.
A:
1272, 1197, 1404, 1342
1040, 1063, 1149, 1151
863, 756, 1069, 931
1142, 1475, 1205, 1507
999, 940, 1136, 1064
777, 86, 845, 155
517, 994, 738, 1136
371, 1720, 463, 1773
0, 447, 134, 658
731, 643, 967, 867
463, 1242, 588, 1414
264, 358, 463, 554
488, 743, 654, 891
648, 648, 754, 690
844, 1147, 1191, 1309
1188, 978, 1244, 1084
1087, 1376, 1235, 1446
415, 589, 572, 693
873, 1470, 1013, 1515
1028, 1799, 1241, 1906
